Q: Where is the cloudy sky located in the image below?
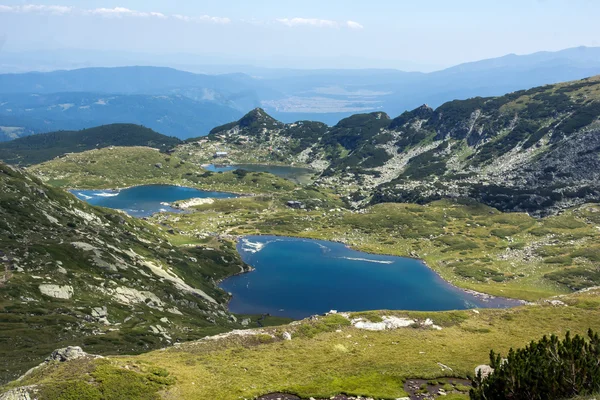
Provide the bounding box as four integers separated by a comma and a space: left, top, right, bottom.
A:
0, 0, 599, 70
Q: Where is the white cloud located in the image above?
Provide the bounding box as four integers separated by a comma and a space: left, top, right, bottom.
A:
87, 7, 165, 18
276, 17, 364, 29
0, 4, 72, 15
277, 18, 339, 28
173, 14, 230, 24
346, 20, 364, 29
173, 14, 192, 22
0, 4, 226, 23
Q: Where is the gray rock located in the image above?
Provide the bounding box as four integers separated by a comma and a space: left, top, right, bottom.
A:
47, 346, 88, 362
91, 306, 107, 318
241, 318, 251, 327
475, 364, 494, 379
282, 331, 292, 341
38, 284, 73, 299
0, 386, 36, 400
154, 163, 163, 169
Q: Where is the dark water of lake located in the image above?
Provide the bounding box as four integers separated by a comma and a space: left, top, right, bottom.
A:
220, 235, 522, 319
72, 185, 237, 217
204, 164, 315, 184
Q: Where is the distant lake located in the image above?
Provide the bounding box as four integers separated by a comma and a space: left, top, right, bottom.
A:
72, 185, 237, 217
220, 235, 522, 319
205, 164, 315, 184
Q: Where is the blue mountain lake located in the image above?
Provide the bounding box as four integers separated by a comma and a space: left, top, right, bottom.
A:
220, 235, 522, 319
205, 164, 315, 184
72, 185, 237, 217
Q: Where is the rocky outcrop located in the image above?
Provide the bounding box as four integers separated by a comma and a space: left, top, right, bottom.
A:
38, 284, 73, 299
46, 346, 88, 363
0, 386, 36, 400
15, 346, 100, 384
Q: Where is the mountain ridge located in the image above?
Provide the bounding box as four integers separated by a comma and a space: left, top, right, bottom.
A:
181, 75, 600, 215
0, 124, 182, 166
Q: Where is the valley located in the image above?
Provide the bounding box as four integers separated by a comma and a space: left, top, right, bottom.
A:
0, 75, 600, 400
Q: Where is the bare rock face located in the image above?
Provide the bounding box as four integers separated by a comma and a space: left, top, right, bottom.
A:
38, 284, 73, 299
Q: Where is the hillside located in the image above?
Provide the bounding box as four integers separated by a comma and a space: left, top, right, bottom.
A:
0, 124, 181, 166
0, 162, 296, 384
2, 289, 600, 399
2, 172, 600, 397
181, 75, 600, 215
0, 92, 243, 140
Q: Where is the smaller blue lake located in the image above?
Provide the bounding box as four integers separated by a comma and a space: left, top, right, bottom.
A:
72, 185, 237, 217
220, 235, 522, 319
204, 164, 315, 184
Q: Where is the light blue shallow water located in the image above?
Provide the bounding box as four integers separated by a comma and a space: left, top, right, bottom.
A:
220, 235, 522, 319
72, 184, 237, 217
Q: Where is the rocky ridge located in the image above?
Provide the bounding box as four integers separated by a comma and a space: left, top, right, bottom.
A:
179, 76, 600, 215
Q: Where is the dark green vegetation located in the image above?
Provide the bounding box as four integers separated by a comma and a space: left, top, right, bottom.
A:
471, 330, 600, 400
0, 161, 290, 384
0, 124, 182, 166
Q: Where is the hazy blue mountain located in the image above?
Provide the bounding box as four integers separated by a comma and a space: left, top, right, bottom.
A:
1, 46, 600, 131
258, 47, 600, 118
0, 92, 242, 140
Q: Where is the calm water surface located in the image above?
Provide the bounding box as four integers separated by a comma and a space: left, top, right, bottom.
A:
220, 235, 522, 319
72, 185, 237, 217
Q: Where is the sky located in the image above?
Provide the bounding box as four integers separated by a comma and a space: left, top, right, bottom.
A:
0, 0, 599, 71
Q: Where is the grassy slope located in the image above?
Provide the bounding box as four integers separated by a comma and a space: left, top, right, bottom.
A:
159, 197, 600, 301
5, 289, 600, 399
29, 146, 337, 197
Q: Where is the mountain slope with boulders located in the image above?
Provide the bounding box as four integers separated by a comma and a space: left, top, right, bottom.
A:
0, 161, 274, 384
183, 75, 600, 216
0, 124, 182, 166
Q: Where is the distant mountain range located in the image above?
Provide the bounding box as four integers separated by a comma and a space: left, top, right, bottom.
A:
1, 46, 600, 139
0, 124, 181, 166
0, 92, 242, 141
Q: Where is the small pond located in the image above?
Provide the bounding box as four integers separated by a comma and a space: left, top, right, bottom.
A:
204, 164, 315, 184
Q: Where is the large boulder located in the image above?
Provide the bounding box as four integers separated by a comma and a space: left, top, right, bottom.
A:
46, 346, 88, 362
38, 284, 73, 299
